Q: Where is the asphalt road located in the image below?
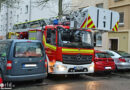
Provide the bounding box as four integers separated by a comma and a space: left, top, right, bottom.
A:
6, 70, 130, 90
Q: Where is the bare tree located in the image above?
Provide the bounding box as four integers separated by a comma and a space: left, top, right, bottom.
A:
4, 0, 22, 8
35, 0, 50, 7
35, 0, 71, 18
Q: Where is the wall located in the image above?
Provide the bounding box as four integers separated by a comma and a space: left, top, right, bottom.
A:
109, 0, 130, 8
109, 5, 130, 31
71, 0, 108, 10
108, 31, 128, 52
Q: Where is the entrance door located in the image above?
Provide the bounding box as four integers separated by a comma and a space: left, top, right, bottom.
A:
110, 39, 118, 51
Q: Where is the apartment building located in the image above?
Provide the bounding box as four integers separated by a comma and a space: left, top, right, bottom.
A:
108, 0, 130, 53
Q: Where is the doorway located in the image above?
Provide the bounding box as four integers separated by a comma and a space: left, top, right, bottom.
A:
109, 39, 118, 51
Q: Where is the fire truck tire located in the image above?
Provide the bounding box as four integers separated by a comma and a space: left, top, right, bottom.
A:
67, 74, 80, 78
36, 79, 44, 83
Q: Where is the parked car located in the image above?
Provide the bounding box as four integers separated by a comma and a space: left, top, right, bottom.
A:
0, 39, 47, 82
94, 51, 115, 73
101, 50, 130, 70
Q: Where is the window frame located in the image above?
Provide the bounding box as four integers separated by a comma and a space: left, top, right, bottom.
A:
46, 29, 56, 45
119, 12, 124, 26
96, 3, 103, 8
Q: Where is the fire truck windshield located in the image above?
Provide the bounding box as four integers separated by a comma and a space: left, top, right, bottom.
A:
59, 29, 93, 49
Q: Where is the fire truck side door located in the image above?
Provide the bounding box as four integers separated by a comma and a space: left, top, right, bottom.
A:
46, 29, 56, 61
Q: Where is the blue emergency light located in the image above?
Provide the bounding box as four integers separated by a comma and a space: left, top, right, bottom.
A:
53, 19, 59, 25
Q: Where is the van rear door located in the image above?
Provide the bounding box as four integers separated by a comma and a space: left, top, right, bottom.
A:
9, 41, 46, 76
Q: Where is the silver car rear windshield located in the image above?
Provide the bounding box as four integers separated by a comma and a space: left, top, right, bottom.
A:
14, 42, 43, 58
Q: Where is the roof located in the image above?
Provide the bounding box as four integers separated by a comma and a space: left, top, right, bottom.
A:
95, 50, 106, 53
0, 39, 41, 43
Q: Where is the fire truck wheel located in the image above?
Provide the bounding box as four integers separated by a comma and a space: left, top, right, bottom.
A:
36, 79, 44, 83
68, 74, 80, 78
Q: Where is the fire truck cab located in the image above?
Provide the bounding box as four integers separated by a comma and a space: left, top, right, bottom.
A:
43, 25, 95, 74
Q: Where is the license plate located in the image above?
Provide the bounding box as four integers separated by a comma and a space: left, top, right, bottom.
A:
23, 64, 37, 67
74, 66, 83, 70
105, 67, 112, 70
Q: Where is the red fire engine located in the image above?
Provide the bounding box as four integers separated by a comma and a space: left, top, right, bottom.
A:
42, 25, 94, 74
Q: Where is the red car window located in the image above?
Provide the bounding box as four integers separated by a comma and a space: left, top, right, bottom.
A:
96, 53, 111, 58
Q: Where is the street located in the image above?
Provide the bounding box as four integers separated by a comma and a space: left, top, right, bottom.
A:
0, 0, 130, 90
12, 70, 130, 90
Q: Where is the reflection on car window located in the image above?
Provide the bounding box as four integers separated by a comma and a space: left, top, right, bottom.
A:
107, 52, 114, 56
0, 43, 10, 57
96, 53, 111, 58
15, 42, 43, 57
116, 51, 129, 56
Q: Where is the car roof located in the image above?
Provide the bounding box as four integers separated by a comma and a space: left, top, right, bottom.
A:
95, 50, 106, 53
0, 39, 41, 43
100, 50, 121, 58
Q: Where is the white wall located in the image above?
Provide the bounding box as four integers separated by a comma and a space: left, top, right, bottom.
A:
0, 2, 7, 38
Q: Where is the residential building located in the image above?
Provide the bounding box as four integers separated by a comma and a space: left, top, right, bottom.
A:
71, 0, 108, 10
108, 0, 130, 53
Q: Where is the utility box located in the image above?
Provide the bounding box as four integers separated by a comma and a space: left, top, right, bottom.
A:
70, 6, 119, 31
29, 30, 43, 41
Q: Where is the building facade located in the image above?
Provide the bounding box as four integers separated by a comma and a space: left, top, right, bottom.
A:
71, 0, 108, 10
108, 0, 130, 53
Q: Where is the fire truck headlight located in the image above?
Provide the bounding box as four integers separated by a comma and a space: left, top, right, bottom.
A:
56, 65, 67, 71
89, 64, 94, 71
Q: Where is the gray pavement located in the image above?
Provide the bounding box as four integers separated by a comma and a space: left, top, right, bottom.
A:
9, 70, 130, 90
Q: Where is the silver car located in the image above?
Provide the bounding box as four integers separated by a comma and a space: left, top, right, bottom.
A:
101, 50, 130, 70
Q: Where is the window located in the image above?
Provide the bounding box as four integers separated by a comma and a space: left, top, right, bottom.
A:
17, 15, 19, 22
15, 42, 43, 57
25, 5, 28, 14
96, 3, 103, 8
46, 29, 56, 45
107, 52, 114, 56
10, 11, 12, 15
25, 20, 28, 22
94, 32, 102, 47
96, 53, 111, 58
119, 12, 124, 24
0, 43, 11, 57
114, 0, 122, 2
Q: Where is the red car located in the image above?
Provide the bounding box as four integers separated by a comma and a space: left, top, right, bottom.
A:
94, 51, 116, 73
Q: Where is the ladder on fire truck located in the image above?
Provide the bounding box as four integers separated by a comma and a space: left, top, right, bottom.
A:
70, 6, 119, 32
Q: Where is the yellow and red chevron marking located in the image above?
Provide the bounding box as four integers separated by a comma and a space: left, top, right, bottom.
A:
80, 17, 87, 28
112, 21, 119, 32
87, 14, 96, 29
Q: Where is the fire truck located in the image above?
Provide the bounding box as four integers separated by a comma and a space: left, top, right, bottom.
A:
43, 25, 94, 74
12, 6, 119, 75
43, 7, 119, 74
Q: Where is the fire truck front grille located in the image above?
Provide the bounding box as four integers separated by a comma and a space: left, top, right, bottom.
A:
62, 55, 93, 65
